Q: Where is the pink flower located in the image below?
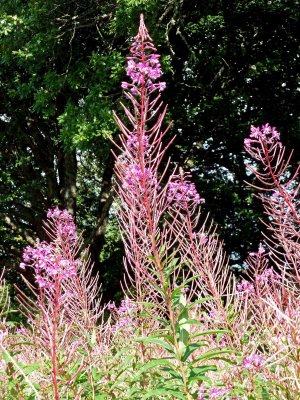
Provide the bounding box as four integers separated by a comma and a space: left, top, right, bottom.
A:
46, 208, 77, 242
107, 303, 116, 311
158, 82, 166, 91
237, 279, 255, 294
122, 164, 159, 192
121, 17, 166, 94
130, 87, 139, 95
168, 180, 205, 207
209, 387, 229, 399
126, 133, 150, 151
244, 124, 281, 147
255, 268, 280, 284
242, 353, 264, 371
197, 387, 205, 400
15, 327, 27, 335
21, 209, 78, 288
111, 298, 137, 333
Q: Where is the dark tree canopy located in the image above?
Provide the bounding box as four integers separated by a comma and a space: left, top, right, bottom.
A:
1, 0, 299, 297
158, 0, 300, 265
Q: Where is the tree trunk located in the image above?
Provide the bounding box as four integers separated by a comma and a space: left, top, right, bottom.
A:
62, 150, 77, 217
86, 151, 115, 294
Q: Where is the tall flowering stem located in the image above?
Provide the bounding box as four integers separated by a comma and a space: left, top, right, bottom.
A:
113, 16, 228, 399
244, 124, 300, 278
113, 14, 174, 303
245, 124, 300, 394
20, 209, 78, 400
18, 208, 105, 399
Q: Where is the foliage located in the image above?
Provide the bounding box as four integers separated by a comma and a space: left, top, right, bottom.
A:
1, 16, 300, 399
0, 0, 123, 287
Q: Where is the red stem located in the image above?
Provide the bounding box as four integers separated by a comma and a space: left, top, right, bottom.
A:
263, 141, 300, 225
52, 278, 60, 400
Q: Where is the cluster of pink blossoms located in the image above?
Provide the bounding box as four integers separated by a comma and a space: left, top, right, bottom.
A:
47, 207, 77, 242
255, 268, 280, 285
21, 243, 77, 288
124, 56, 161, 83
121, 17, 166, 95
126, 133, 150, 152
108, 298, 137, 333
121, 55, 166, 94
236, 279, 255, 294
20, 209, 78, 288
168, 180, 205, 207
122, 164, 159, 192
197, 386, 229, 400
242, 353, 264, 371
244, 123, 281, 148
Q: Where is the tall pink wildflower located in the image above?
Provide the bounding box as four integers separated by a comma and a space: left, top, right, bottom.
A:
113, 15, 210, 306
114, 20, 226, 398
244, 124, 300, 278
114, 15, 172, 302
17, 208, 105, 398
244, 124, 300, 396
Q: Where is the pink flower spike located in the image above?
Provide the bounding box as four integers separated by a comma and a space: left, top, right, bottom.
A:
120, 14, 166, 95
168, 179, 204, 207
20, 209, 79, 290
246, 123, 281, 147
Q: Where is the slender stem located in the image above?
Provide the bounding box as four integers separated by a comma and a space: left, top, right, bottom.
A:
52, 278, 60, 400
263, 141, 300, 225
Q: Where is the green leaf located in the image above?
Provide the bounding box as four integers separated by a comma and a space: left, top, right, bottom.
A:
178, 319, 190, 357
193, 349, 236, 364
185, 297, 213, 310
163, 256, 180, 279
144, 280, 166, 300
187, 365, 217, 385
171, 287, 184, 305
142, 388, 188, 399
22, 363, 41, 375
182, 342, 203, 362
160, 333, 175, 345
135, 358, 176, 377
134, 337, 175, 354
137, 300, 168, 316
190, 329, 229, 339
160, 366, 182, 380
179, 293, 187, 308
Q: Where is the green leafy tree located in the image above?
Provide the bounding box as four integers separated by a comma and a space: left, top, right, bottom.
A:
0, 1, 126, 293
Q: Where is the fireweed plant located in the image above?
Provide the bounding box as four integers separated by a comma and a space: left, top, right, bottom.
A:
0, 14, 300, 400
